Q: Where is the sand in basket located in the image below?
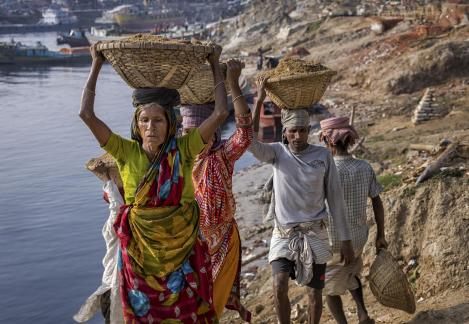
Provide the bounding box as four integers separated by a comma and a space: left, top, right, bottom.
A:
368, 249, 416, 314
96, 34, 214, 89
257, 58, 336, 109
179, 63, 228, 105
86, 153, 123, 190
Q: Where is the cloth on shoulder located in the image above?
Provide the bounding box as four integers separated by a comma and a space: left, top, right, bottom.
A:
74, 180, 124, 324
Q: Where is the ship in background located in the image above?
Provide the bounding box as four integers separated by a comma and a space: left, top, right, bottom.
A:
38, 7, 78, 26
107, 0, 184, 33
0, 39, 90, 65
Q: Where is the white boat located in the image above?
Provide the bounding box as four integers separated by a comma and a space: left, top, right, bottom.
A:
94, 5, 135, 24
38, 7, 78, 25
86, 26, 125, 44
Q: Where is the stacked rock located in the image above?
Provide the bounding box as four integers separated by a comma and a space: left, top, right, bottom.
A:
412, 88, 443, 124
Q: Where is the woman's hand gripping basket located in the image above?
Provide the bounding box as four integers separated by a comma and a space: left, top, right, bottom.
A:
257, 58, 336, 109
96, 34, 214, 89
369, 249, 416, 314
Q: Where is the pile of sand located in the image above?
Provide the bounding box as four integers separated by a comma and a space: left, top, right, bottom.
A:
118, 33, 206, 46
258, 58, 329, 81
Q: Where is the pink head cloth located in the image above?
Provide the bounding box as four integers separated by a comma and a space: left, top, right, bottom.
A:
180, 104, 214, 128
319, 116, 359, 146
180, 103, 222, 150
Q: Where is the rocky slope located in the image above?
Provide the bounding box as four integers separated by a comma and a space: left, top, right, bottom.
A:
215, 0, 468, 323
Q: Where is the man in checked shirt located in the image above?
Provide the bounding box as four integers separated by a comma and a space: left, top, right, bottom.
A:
320, 117, 388, 324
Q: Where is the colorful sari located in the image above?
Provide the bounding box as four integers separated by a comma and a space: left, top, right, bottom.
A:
106, 108, 216, 323
192, 113, 253, 321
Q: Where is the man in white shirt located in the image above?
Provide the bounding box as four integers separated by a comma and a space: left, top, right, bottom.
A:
249, 85, 354, 324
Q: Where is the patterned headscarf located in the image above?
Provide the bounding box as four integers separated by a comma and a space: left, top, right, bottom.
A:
130, 88, 182, 206
180, 103, 222, 151
319, 116, 359, 146
131, 88, 180, 144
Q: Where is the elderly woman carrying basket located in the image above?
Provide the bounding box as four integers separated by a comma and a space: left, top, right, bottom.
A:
79, 43, 228, 323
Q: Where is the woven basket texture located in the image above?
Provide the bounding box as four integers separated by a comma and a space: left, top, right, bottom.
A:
257, 64, 336, 109
97, 39, 214, 89
179, 63, 228, 105
86, 153, 122, 189
369, 249, 416, 314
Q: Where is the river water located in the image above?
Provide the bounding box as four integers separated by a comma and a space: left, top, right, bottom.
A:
0, 32, 257, 323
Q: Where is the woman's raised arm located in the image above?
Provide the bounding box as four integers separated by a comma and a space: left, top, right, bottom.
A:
252, 78, 267, 133
198, 45, 229, 143
79, 43, 112, 147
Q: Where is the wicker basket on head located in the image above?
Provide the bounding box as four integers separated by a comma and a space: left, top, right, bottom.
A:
86, 153, 123, 189
179, 63, 228, 105
369, 249, 416, 314
96, 35, 214, 89
257, 59, 336, 109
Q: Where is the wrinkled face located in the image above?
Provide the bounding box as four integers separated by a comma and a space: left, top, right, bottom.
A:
137, 104, 168, 151
285, 126, 309, 152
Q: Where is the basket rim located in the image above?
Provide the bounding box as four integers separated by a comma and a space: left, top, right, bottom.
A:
262, 70, 337, 84
96, 40, 214, 53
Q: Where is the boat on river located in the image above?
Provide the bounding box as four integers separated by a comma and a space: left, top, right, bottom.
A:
107, 4, 184, 33
38, 7, 78, 26
257, 96, 282, 139
57, 29, 90, 47
86, 26, 125, 44
0, 40, 91, 65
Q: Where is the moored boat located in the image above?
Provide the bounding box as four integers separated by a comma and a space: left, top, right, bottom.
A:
258, 96, 282, 136
114, 10, 185, 33
0, 41, 90, 65
57, 29, 90, 47
38, 7, 78, 26
86, 26, 125, 44
106, 4, 184, 33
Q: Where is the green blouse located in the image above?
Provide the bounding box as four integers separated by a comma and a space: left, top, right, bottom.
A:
102, 129, 205, 205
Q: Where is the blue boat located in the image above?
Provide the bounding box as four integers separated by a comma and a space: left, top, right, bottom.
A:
0, 40, 91, 65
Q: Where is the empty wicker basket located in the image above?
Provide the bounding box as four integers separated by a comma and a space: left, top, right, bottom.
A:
86, 153, 123, 189
96, 35, 214, 89
369, 249, 416, 314
257, 62, 336, 109
179, 63, 228, 105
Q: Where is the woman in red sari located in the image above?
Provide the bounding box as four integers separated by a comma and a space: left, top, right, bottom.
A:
180, 60, 252, 321
79, 44, 228, 323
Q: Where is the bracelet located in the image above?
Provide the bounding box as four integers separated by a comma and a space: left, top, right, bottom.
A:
235, 110, 251, 118
232, 94, 244, 103
84, 87, 96, 96
214, 81, 225, 90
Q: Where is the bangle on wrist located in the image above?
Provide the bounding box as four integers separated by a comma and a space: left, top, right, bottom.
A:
214, 81, 225, 90
232, 94, 244, 103
235, 110, 251, 117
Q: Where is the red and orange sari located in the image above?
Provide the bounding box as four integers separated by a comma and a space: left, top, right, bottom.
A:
192, 113, 253, 321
